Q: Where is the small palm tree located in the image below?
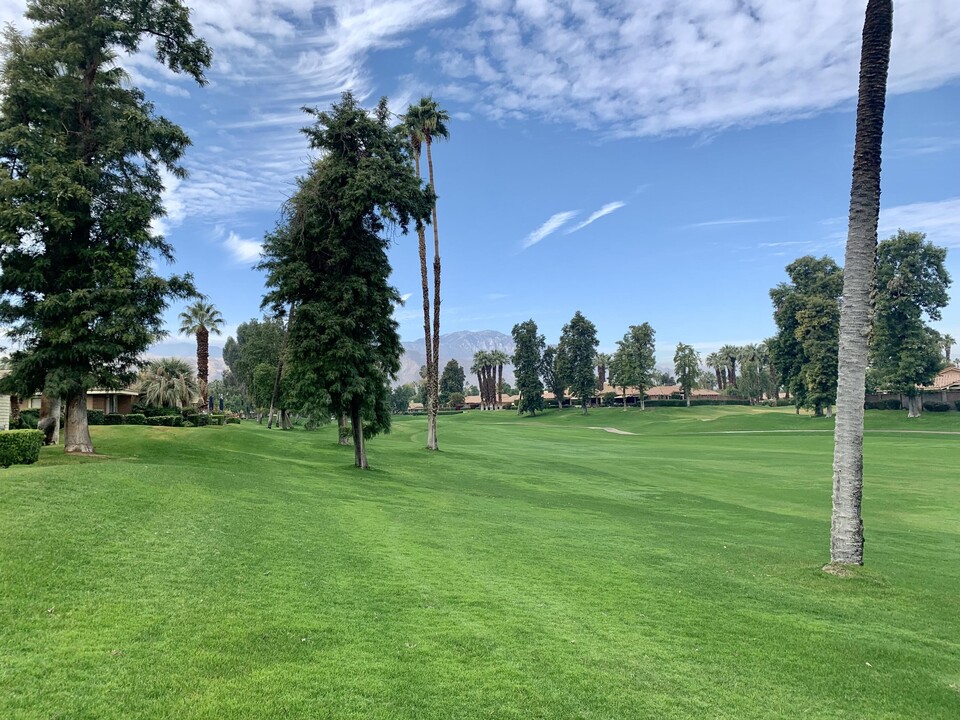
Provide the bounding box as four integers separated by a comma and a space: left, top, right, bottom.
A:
178, 300, 225, 402
489, 350, 510, 409
137, 358, 199, 408
942, 333, 955, 364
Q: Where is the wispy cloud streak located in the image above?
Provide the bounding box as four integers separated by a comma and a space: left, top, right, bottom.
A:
685, 217, 782, 229
566, 201, 626, 233
522, 210, 579, 249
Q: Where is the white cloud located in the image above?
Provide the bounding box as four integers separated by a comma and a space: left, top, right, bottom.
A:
432, 1, 960, 137
223, 231, 264, 264
879, 197, 960, 247
522, 210, 578, 249
685, 217, 783, 229
566, 201, 625, 233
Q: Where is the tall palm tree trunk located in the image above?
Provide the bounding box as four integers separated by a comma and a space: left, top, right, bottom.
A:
268, 305, 295, 430
351, 398, 368, 469
426, 140, 442, 447
196, 325, 209, 406
64, 390, 93, 454
417, 218, 436, 449
830, 0, 893, 568
497, 363, 503, 410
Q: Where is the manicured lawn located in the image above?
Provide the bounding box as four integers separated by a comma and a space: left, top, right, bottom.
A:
2, 407, 958, 718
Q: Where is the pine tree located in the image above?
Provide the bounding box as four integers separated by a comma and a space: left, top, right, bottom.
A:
511, 320, 545, 416
0, 0, 210, 453
259, 93, 432, 468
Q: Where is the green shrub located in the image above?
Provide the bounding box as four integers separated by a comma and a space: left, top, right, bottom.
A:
104, 413, 125, 425
209, 414, 225, 426
225, 417, 241, 425
922, 401, 950, 413
17, 409, 40, 429
956, 400, 960, 412
0, 429, 44, 467
134, 405, 183, 418
125, 414, 147, 425
87, 410, 106, 425
864, 399, 902, 410
196, 414, 210, 427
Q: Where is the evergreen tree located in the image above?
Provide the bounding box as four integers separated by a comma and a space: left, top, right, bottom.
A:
560, 311, 599, 415
610, 323, 656, 411
0, 0, 211, 453
439, 359, 466, 405
258, 92, 432, 468
511, 319, 545, 416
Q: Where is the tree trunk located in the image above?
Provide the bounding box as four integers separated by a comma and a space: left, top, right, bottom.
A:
622, 388, 626, 411
825, 404, 833, 418
197, 325, 209, 408
686, 394, 691, 408
268, 305, 295, 430
830, 0, 893, 568
417, 218, 436, 450
64, 391, 94, 454
351, 400, 368, 469
338, 413, 351, 445
715, 367, 723, 390
427, 140, 442, 450
51, 396, 61, 446
906, 394, 921, 418
497, 364, 503, 410
582, 397, 588, 415
640, 398, 646, 411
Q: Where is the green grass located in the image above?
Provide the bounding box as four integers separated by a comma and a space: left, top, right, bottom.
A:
2, 407, 959, 718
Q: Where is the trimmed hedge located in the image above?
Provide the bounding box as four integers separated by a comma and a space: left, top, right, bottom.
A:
923, 401, 951, 413
147, 416, 183, 427
105, 413, 124, 425
644, 399, 751, 407
134, 405, 183, 418
125, 413, 147, 425
402, 409, 464, 416
864, 399, 902, 410
0, 429, 44, 467
209, 414, 225, 426
956, 401, 960, 412
225, 417, 241, 425
87, 410, 106, 425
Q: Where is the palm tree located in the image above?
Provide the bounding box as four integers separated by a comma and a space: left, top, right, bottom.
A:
137, 358, 199, 408
469, 355, 484, 410
178, 300, 225, 404
489, 350, 509, 409
830, 0, 893, 568
706, 352, 724, 390
595, 353, 610, 389
402, 103, 436, 449
412, 98, 450, 434
720, 345, 739, 388
942, 333, 955, 364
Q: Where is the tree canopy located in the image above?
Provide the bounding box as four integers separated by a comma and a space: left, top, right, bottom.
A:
673, 343, 700, 406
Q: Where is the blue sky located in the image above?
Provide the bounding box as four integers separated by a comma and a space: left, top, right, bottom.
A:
4, 0, 960, 364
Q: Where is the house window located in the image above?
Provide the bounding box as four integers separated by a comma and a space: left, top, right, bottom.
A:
106, 395, 117, 414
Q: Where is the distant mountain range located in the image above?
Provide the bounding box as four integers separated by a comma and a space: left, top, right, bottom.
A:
398, 330, 516, 386
147, 330, 514, 387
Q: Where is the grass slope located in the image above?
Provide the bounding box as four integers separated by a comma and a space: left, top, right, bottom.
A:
1, 407, 959, 718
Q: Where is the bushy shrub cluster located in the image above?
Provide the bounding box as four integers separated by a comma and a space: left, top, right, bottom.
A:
0, 430, 44, 467
922, 401, 951, 412
133, 405, 182, 418
209, 414, 225, 426
104, 413, 124, 425
125, 414, 147, 425
403, 409, 463, 416
225, 417, 241, 425
644, 399, 751, 407
87, 410, 106, 425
